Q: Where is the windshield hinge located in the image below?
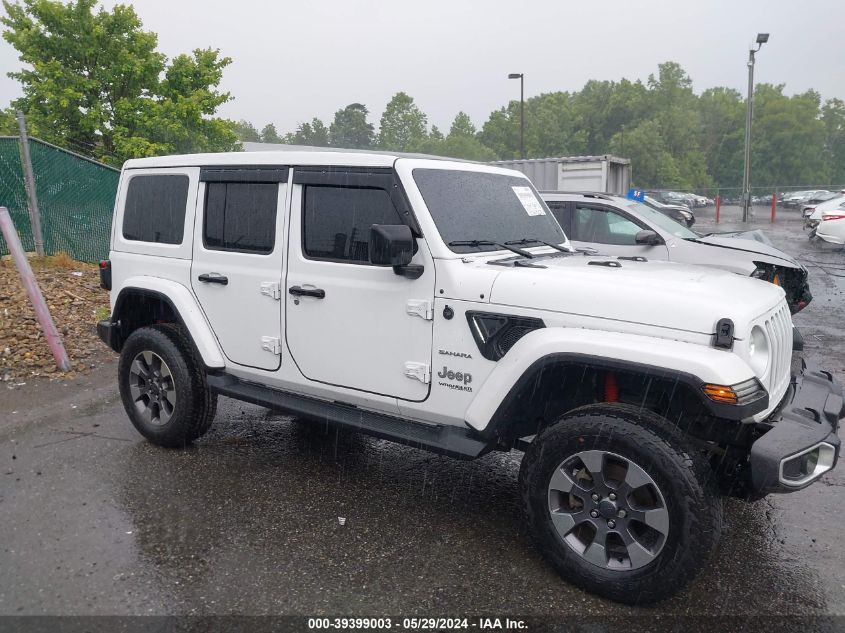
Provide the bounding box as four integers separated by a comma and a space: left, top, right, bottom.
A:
406, 299, 433, 321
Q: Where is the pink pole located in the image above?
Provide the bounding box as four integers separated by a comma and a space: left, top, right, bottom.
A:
0, 206, 71, 371
770, 193, 777, 223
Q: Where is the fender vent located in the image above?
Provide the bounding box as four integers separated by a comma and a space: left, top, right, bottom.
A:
466, 312, 545, 361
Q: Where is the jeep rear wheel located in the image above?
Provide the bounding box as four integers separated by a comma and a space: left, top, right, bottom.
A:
118, 324, 216, 448
519, 403, 722, 604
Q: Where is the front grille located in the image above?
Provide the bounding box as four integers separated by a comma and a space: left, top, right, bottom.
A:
762, 303, 792, 406
733, 378, 766, 405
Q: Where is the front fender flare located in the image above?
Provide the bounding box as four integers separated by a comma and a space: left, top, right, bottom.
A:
464, 328, 760, 433
113, 277, 225, 369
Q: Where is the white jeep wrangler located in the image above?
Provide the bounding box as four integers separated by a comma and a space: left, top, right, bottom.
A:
98, 150, 842, 603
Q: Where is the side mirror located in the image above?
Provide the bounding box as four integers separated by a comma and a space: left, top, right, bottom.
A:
369, 224, 414, 266
635, 229, 662, 246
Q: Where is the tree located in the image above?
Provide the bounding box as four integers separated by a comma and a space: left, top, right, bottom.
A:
260, 123, 282, 144
2, 0, 238, 164
821, 98, 845, 186
748, 85, 828, 188
437, 112, 496, 160
329, 103, 374, 149
284, 118, 329, 146
377, 92, 428, 151
233, 120, 261, 142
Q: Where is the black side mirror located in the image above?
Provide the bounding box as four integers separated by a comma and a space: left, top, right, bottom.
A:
369, 224, 423, 279
635, 229, 662, 246
369, 224, 414, 266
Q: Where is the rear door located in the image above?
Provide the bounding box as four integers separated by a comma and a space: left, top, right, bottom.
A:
191, 167, 289, 371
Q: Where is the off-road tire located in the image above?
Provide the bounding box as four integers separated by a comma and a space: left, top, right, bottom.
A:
118, 324, 217, 447
519, 403, 722, 604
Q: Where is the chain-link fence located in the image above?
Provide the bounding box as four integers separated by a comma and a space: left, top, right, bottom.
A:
0, 136, 119, 263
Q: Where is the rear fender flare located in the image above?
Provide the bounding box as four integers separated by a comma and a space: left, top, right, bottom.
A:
113, 276, 225, 369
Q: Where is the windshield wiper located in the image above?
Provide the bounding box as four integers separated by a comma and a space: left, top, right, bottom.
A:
505, 238, 573, 253
447, 240, 533, 258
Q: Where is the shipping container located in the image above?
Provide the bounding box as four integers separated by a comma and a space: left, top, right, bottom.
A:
492, 155, 631, 195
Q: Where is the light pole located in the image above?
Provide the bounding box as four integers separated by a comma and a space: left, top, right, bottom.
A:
508, 73, 524, 159
741, 33, 769, 222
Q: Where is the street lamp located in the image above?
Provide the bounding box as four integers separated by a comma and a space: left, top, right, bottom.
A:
508, 73, 524, 159
741, 33, 769, 222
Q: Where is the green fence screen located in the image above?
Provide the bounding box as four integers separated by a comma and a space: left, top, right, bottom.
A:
0, 136, 119, 263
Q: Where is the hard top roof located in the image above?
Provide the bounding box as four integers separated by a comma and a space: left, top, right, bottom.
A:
123, 144, 476, 170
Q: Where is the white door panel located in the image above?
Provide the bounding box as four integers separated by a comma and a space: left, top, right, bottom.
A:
191, 180, 288, 371
284, 182, 435, 401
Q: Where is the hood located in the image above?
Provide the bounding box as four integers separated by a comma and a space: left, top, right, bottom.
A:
488, 255, 784, 336
694, 234, 799, 267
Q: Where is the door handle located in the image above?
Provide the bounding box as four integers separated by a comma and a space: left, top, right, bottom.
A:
198, 273, 229, 285
288, 285, 326, 299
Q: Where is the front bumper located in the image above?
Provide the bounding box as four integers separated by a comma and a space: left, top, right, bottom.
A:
750, 361, 843, 494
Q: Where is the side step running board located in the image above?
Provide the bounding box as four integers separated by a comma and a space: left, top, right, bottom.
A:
207, 373, 492, 459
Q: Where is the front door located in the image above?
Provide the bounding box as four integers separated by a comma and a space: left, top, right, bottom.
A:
191, 169, 289, 371
284, 169, 435, 401
549, 202, 670, 260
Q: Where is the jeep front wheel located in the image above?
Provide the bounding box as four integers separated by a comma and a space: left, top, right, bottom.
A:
118, 324, 216, 448
519, 403, 722, 604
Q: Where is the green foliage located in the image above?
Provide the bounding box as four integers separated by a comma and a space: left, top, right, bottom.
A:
377, 92, 428, 151
284, 118, 330, 146
0, 107, 17, 134
2, 0, 238, 164
233, 120, 261, 143
822, 98, 845, 186
260, 123, 282, 144
329, 103, 374, 149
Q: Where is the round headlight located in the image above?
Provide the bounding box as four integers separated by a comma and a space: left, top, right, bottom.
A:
748, 326, 769, 376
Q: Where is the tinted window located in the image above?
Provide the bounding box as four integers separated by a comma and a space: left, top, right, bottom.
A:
122, 174, 189, 244
204, 182, 278, 254
303, 186, 403, 263
412, 169, 566, 253
545, 201, 571, 233
572, 206, 643, 245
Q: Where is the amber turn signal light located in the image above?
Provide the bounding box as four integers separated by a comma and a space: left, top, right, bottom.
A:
702, 384, 738, 404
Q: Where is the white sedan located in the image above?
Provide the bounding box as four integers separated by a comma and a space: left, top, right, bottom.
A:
815, 204, 845, 245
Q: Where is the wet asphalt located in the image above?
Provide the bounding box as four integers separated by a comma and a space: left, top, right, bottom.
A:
0, 206, 843, 622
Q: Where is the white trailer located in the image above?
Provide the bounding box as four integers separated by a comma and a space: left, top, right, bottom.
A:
492, 155, 631, 195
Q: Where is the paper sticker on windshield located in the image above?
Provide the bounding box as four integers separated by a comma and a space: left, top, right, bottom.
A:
512, 186, 546, 216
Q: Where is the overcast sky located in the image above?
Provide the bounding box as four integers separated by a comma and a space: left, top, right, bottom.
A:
1, 0, 843, 134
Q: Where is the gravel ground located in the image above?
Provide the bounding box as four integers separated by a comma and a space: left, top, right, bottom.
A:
0, 256, 110, 383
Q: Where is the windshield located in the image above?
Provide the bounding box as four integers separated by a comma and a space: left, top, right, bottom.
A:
412, 168, 568, 253
626, 202, 698, 238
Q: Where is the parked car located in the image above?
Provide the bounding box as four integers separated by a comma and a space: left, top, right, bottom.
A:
804, 192, 845, 229
646, 190, 693, 210
98, 150, 840, 605
541, 191, 813, 313
807, 197, 845, 236
802, 191, 843, 221
815, 206, 845, 245
783, 190, 812, 208
642, 195, 695, 227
